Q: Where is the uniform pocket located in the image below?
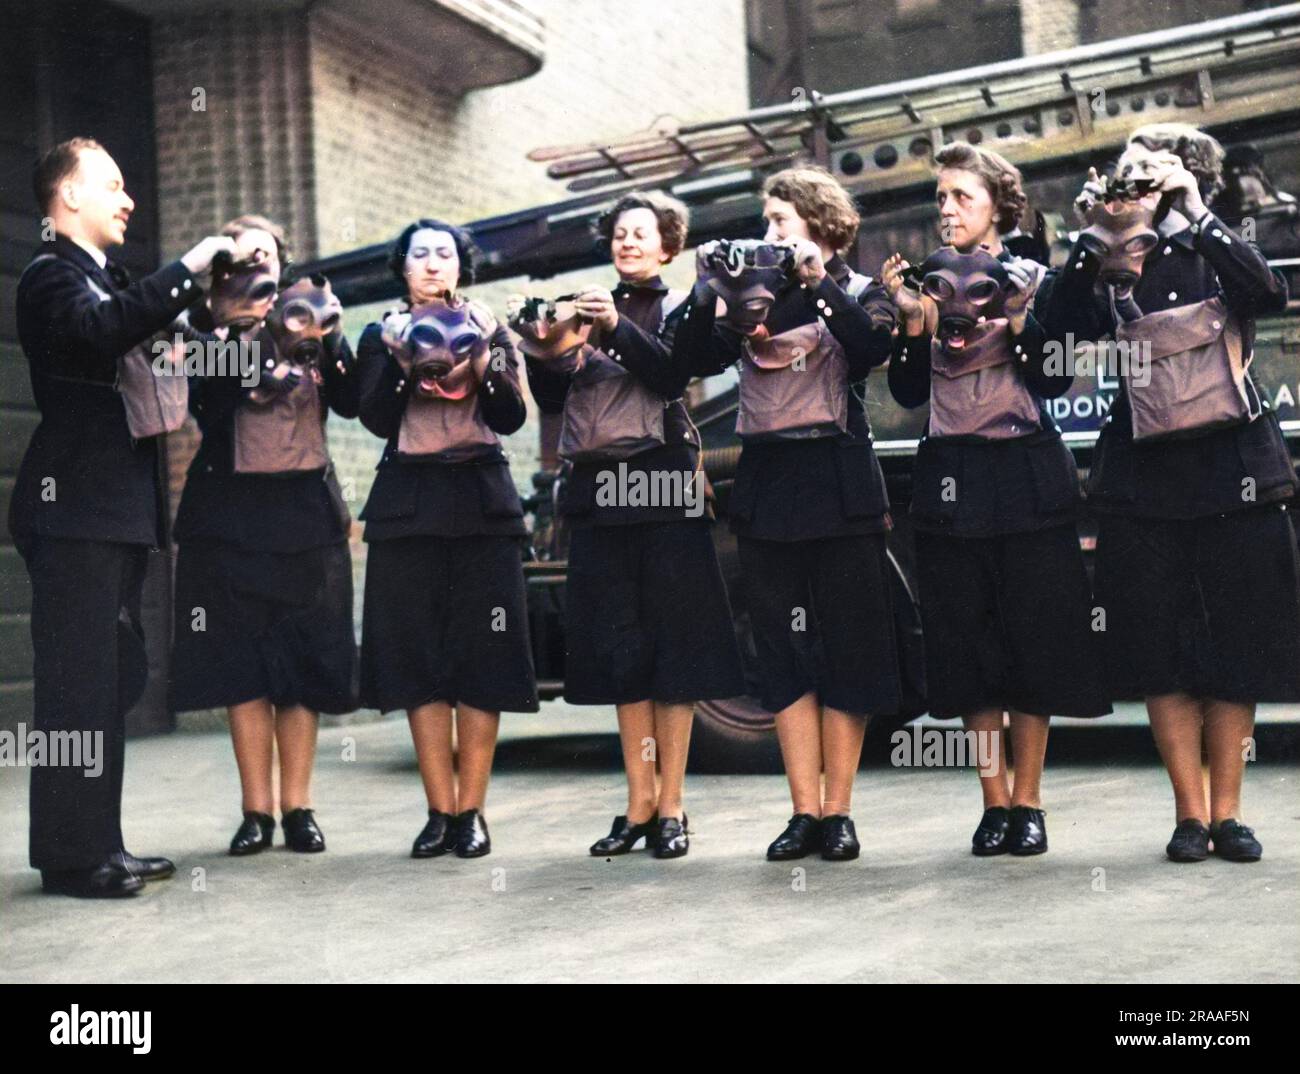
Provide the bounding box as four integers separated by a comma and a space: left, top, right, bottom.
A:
909, 441, 961, 522
835, 441, 889, 519
1026, 435, 1081, 514
358, 464, 418, 522
477, 464, 525, 519
1236, 411, 1299, 498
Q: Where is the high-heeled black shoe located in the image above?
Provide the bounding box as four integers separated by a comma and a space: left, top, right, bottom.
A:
590, 814, 658, 856
453, 809, 491, 858
281, 808, 325, 853
820, 815, 860, 861
971, 806, 1011, 856
766, 814, 822, 861
1007, 805, 1047, 856
412, 810, 456, 858
652, 814, 689, 859
229, 811, 275, 856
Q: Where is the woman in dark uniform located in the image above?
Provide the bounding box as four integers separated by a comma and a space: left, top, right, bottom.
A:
172, 214, 359, 856
358, 218, 538, 860
518, 191, 744, 859
880, 142, 1111, 857
1037, 123, 1300, 864
676, 166, 902, 862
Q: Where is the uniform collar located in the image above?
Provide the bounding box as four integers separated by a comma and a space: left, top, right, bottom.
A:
614, 274, 668, 294
46, 232, 121, 284
826, 254, 851, 285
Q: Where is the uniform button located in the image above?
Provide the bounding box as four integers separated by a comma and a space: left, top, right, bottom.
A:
1168, 292, 1177, 301
1212, 320, 1222, 330
1020, 355, 1028, 363
1163, 245, 1172, 255
183, 278, 193, 290
336, 360, 346, 372
1212, 228, 1223, 238
899, 355, 906, 362
265, 359, 274, 369
170, 287, 179, 297
1014, 344, 1022, 353
487, 383, 495, 393
1075, 261, 1085, 269
1221, 234, 1231, 244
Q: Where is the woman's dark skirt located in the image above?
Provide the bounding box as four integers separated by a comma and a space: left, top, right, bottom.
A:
1093, 503, 1300, 701
563, 520, 746, 705
360, 534, 539, 713
737, 532, 901, 716
913, 524, 1112, 720
171, 538, 358, 714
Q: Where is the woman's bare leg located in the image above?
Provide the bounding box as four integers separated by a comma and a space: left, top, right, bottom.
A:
616, 701, 659, 823
652, 702, 694, 820
408, 702, 456, 814
454, 703, 501, 812
775, 691, 823, 816
1146, 691, 1208, 824
229, 698, 275, 814
275, 704, 318, 812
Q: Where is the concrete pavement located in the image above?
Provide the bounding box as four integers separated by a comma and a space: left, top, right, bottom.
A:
1, 704, 1297, 983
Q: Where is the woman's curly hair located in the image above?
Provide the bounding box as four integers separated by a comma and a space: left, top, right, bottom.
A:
596, 190, 690, 259
933, 142, 1026, 235
1127, 122, 1226, 203
762, 166, 861, 252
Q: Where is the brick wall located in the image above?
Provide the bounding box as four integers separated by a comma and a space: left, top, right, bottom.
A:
149, 0, 748, 638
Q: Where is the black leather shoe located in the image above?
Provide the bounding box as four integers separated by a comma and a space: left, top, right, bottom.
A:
42, 862, 144, 899
229, 811, 276, 856
971, 806, 1011, 856
453, 809, 491, 858
766, 813, 822, 861
1210, 818, 1262, 863
652, 814, 689, 859
1166, 818, 1210, 862
590, 814, 658, 856
412, 810, 456, 858
282, 808, 325, 853
820, 815, 860, 861
111, 849, 175, 881
1007, 806, 1048, 856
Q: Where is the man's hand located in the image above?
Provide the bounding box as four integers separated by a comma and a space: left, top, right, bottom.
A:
181, 235, 239, 276
573, 285, 618, 332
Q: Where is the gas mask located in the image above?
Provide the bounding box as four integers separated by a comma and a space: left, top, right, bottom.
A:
507, 294, 592, 360
1078, 200, 1159, 300
252, 274, 341, 403
210, 249, 281, 332
396, 298, 488, 400
918, 247, 1014, 353
698, 239, 796, 335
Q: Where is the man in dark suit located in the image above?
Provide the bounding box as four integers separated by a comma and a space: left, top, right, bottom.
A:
10, 137, 236, 898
